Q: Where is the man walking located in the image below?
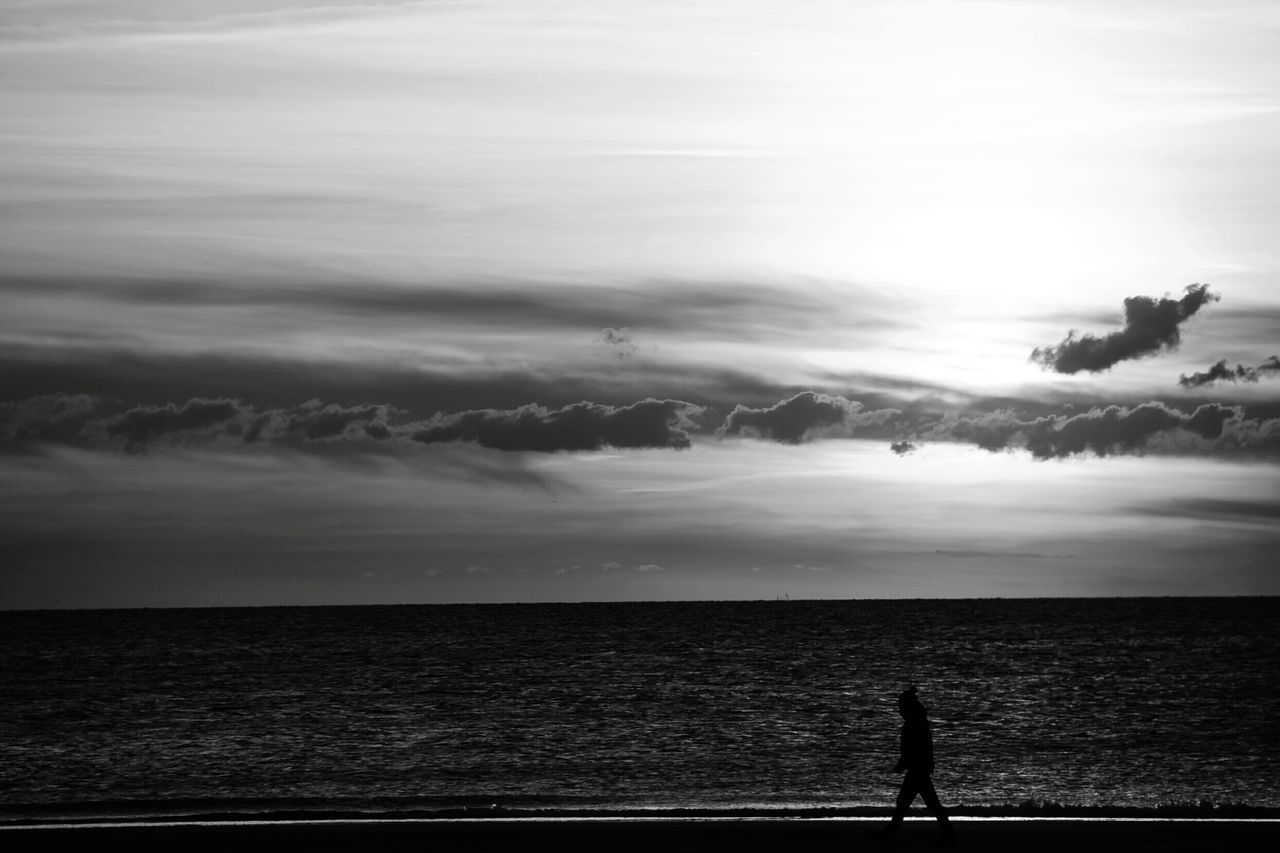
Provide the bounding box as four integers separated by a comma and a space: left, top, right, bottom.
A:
874, 686, 956, 847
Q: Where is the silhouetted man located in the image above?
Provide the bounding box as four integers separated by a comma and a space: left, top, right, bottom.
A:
874, 686, 955, 847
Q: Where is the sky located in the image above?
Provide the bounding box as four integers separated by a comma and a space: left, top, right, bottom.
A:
2, 0, 1279, 608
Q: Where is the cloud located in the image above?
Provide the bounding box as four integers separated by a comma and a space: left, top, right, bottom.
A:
1, 392, 702, 455
243, 400, 398, 443
104, 398, 399, 452
99, 398, 243, 451
918, 401, 1261, 458
919, 408, 1027, 453
1, 2, 406, 48
1216, 409, 1280, 453
597, 327, 639, 358
717, 392, 902, 444
6, 388, 1276, 464
1031, 284, 1220, 373
1179, 356, 1280, 388
409, 398, 704, 452
1134, 497, 1280, 524
0, 393, 98, 445
2, 395, 401, 454
1023, 402, 1231, 458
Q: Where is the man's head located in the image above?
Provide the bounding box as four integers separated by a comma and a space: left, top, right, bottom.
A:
898, 685, 925, 719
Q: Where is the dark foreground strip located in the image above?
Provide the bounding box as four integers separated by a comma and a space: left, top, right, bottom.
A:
3, 818, 1280, 853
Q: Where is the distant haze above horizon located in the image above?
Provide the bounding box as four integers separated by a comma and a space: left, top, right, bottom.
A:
3, 1, 1279, 608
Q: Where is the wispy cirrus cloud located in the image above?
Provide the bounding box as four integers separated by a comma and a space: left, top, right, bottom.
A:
1032, 284, 1220, 374
0, 276, 865, 341
0, 340, 817, 421
0, 0, 421, 49
1134, 497, 1280, 524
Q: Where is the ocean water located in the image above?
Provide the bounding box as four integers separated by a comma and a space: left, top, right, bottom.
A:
2, 598, 1278, 816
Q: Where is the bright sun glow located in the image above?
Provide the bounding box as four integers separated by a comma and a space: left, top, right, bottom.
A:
743, 1, 1231, 304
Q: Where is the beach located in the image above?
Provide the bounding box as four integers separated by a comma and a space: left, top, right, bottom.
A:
6, 602, 1278, 851
3, 817, 1277, 852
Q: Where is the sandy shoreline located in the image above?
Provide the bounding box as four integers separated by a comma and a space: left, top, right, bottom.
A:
3, 817, 1278, 852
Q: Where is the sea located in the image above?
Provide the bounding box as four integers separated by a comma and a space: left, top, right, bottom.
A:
2, 598, 1278, 820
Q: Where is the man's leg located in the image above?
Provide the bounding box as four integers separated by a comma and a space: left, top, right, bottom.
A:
887, 775, 921, 832
873, 775, 919, 843
917, 776, 955, 844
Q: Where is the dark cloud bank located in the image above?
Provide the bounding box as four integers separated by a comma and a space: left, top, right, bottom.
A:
0, 395, 702, 454
0, 396, 400, 453
1032, 284, 1219, 373
717, 392, 901, 443
918, 400, 1273, 459
5, 390, 1278, 460
410, 399, 702, 452
715, 393, 1279, 459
